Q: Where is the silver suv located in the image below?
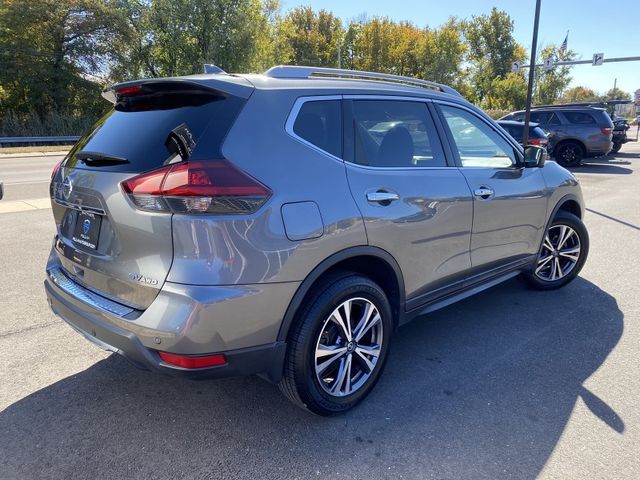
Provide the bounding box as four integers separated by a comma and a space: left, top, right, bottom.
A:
500, 106, 614, 167
45, 66, 589, 415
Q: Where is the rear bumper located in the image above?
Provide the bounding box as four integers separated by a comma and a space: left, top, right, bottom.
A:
44, 262, 297, 382
586, 139, 613, 156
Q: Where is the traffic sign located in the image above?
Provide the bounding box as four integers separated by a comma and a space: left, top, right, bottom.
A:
592, 53, 604, 66
511, 61, 520, 73
543, 57, 554, 71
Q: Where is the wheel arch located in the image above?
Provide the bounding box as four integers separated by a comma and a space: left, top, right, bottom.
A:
277, 246, 406, 343
552, 194, 583, 220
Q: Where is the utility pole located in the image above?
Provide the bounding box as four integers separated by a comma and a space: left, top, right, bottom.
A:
523, 0, 542, 147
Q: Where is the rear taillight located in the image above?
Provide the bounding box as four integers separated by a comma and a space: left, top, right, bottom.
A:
158, 351, 226, 369
528, 138, 542, 146
51, 160, 63, 180
121, 160, 271, 214
601, 127, 612, 135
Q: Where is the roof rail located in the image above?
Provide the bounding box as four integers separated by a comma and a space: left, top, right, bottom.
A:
531, 100, 633, 109
263, 65, 462, 97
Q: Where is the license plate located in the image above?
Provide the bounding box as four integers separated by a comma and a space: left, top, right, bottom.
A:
72, 211, 102, 250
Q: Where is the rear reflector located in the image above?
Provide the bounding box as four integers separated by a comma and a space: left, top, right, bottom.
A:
158, 351, 227, 369
121, 160, 271, 214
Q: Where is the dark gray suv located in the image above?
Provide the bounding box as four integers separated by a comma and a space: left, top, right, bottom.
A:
45, 66, 589, 415
501, 106, 614, 167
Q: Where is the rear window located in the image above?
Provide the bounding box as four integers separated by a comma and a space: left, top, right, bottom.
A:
531, 126, 547, 138
563, 111, 596, 125
64, 85, 246, 173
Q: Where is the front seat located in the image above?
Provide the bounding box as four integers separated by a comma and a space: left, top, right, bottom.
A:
376, 126, 414, 167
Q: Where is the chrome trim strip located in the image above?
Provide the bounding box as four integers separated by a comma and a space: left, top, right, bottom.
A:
51, 196, 106, 215
48, 267, 134, 317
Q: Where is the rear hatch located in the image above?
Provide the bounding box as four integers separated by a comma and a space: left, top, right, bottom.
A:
50, 78, 251, 309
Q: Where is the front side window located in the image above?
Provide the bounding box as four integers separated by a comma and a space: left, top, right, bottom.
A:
293, 100, 342, 158
351, 100, 446, 167
440, 105, 517, 168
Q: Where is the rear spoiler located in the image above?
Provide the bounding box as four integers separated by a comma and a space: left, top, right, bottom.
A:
102, 76, 254, 104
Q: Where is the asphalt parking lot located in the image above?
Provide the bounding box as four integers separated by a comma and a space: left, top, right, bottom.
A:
0, 144, 639, 479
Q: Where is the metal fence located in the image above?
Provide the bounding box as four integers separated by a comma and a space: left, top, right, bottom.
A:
0, 136, 80, 146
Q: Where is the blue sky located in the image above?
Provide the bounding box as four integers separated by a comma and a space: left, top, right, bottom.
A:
282, 0, 640, 95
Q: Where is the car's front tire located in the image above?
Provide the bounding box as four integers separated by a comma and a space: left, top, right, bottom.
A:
523, 211, 589, 290
279, 273, 393, 415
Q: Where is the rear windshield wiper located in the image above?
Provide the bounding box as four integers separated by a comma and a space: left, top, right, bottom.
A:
76, 151, 130, 166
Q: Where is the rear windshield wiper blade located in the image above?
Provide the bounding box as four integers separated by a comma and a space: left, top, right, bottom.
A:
76, 151, 130, 165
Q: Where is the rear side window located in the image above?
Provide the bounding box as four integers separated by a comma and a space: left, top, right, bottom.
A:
351, 100, 446, 168
530, 111, 561, 125
292, 100, 342, 158
64, 85, 246, 173
563, 111, 596, 124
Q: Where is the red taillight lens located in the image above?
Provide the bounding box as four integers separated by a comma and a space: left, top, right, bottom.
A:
528, 138, 542, 146
116, 84, 142, 97
121, 160, 271, 214
158, 351, 226, 369
601, 127, 612, 135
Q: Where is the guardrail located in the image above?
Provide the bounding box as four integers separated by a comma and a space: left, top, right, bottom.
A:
0, 136, 80, 146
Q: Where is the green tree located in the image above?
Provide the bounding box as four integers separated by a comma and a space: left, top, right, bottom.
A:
0, 0, 125, 116
278, 6, 343, 67
603, 87, 631, 101
110, 0, 277, 80
463, 8, 523, 105
559, 86, 599, 103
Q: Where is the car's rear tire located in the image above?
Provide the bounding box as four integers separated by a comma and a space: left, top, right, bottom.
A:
555, 141, 584, 167
523, 211, 589, 290
279, 272, 393, 415
610, 142, 622, 154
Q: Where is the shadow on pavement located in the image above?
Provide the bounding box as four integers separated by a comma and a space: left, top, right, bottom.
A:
0, 277, 623, 479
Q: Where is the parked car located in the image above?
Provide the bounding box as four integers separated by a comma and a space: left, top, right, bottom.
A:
497, 120, 554, 153
611, 118, 630, 154
500, 106, 614, 167
45, 66, 589, 415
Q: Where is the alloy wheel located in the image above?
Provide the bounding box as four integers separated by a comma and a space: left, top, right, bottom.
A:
314, 297, 384, 397
535, 224, 581, 281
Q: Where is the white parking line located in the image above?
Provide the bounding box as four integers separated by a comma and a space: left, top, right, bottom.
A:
0, 197, 51, 214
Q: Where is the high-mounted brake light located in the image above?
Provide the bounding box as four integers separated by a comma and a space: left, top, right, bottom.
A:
158, 351, 227, 369
121, 160, 271, 215
116, 84, 143, 97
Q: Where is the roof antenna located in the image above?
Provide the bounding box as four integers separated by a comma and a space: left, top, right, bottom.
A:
203, 64, 226, 74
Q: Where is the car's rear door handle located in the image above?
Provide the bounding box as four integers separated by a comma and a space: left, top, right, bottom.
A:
473, 186, 494, 199
366, 191, 400, 203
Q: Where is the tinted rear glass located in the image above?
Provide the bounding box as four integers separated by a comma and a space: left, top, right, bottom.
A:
293, 100, 342, 158
531, 126, 547, 138
64, 88, 245, 173
563, 111, 596, 124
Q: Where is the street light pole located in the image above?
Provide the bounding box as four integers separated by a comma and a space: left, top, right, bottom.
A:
523, 0, 542, 148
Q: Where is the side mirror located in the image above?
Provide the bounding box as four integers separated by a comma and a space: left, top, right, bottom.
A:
523, 145, 545, 168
